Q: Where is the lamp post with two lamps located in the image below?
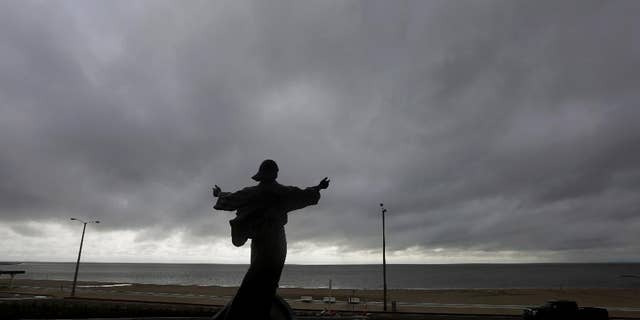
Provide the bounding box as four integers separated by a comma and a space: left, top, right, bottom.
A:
69, 218, 99, 297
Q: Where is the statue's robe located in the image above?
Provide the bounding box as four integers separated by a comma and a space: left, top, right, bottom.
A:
213, 181, 321, 320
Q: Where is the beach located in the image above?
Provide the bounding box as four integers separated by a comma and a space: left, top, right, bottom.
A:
2, 279, 639, 318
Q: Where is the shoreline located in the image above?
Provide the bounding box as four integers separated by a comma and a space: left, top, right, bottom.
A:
2, 279, 640, 317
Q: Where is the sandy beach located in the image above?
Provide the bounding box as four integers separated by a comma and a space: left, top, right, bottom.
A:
2, 279, 639, 318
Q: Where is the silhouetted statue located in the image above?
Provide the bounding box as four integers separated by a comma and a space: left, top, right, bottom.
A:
212, 159, 330, 320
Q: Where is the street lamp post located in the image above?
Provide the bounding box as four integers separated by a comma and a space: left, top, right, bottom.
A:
380, 203, 388, 311
70, 218, 99, 297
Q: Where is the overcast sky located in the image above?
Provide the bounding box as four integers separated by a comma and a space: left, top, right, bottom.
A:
1, 0, 639, 264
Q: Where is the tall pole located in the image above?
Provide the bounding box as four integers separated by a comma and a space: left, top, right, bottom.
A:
71, 222, 87, 297
380, 203, 387, 311
70, 218, 99, 297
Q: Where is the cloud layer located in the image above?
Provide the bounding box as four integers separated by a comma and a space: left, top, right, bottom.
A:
1, 1, 639, 263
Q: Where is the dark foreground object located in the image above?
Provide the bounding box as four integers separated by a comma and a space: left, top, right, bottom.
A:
4, 296, 632, 320
212, 160, 329, 319
523, 300, 609, 320
213, 295, 295, 320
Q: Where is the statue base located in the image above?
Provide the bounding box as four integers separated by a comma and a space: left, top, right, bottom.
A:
212, 294, 296, 320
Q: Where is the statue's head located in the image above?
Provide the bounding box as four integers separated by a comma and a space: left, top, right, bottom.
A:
252, 159, 279, 182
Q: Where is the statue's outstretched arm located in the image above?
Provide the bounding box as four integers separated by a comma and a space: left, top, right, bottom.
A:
284, 177, 330, 212
212, 185, 222, 198
212, 186, 256, 211
315, 177, 330, 190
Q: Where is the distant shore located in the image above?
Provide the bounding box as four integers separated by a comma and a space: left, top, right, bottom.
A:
2, 279, 639, 318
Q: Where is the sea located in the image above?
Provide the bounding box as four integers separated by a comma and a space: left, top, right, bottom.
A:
3, 262, 640, 290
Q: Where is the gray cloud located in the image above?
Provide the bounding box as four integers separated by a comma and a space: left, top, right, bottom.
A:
1, 0, 639, 261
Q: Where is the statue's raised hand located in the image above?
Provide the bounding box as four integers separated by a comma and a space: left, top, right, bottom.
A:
212, 185, 222, 197
318, 177, 330, 190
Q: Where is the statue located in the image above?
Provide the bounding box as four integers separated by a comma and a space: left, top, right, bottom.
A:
212, 159, 330, 320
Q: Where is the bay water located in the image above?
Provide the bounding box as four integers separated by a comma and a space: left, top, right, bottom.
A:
5, 262, 640, 289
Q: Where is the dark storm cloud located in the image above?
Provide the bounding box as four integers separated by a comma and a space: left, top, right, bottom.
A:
1, 0, 639, 260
